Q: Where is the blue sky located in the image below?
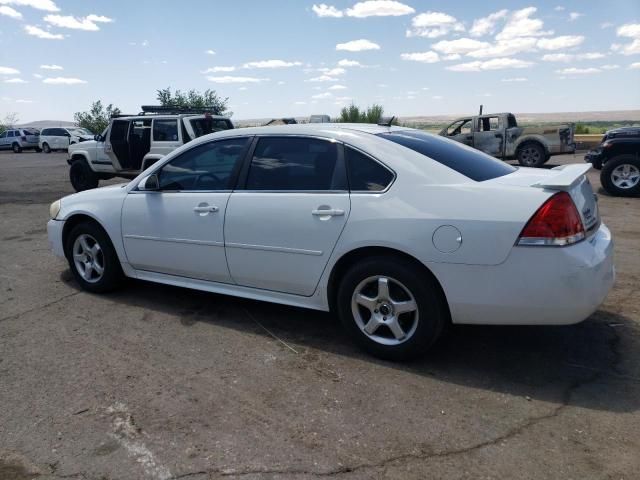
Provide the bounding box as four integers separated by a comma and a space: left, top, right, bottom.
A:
1, 0, 639, 122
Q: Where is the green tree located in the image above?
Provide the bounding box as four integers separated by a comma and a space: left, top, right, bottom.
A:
73, 101, 121, 133
0, 112, 19, 133
156, 87, 230, 115
338, 103, 386, 123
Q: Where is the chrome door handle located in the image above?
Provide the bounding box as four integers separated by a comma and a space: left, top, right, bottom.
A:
193, 205, 219, 213
312, 208, 345, 216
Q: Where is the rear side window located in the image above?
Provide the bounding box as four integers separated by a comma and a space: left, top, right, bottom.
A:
189, 118, 232, 137
246, 137, 346, 191
377, 130, 515, 181
346, 147, 394, 191
153, 119, 178, 142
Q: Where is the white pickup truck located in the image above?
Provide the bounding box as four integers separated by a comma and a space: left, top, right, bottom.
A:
440, 112, 576, 167
67, 109, 233, 191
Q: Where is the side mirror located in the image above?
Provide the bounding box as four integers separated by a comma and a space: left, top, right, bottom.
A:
94, 134, 102, 142
139, 173, 159, 191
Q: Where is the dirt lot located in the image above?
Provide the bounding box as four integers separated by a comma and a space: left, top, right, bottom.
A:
1, 151, 639, 480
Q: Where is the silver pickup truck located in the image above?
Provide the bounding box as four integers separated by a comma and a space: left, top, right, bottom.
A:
440, 112, 575, 167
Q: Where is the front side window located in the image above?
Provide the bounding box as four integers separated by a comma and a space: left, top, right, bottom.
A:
447, 119, 472, 136
346, 147, 394, 192
8, 131, 14, 137
246, 137, 345, 191
153, 119, 178, 142
157, 137, 250, 191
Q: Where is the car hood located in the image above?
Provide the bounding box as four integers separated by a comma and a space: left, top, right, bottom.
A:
69, 140, 97, 151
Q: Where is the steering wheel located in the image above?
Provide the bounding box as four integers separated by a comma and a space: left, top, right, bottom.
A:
194, 173, 223, 190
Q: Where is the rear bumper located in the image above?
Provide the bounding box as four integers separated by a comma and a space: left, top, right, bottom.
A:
432, 223, 615, 325
47, 219, 66, 258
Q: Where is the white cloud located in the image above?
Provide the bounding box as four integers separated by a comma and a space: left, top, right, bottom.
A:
206, 76, 268, 83
555, 67, 601, 75
501, 77, 528, 82
447, 58, 534, 72
336, 39, 380, 51
496, 7, 551, 41
400, 51, 440, 63
5, 77, 27, 83
242, 59, 302, 68
277, 80, 285, 85
345, 1, 414, 18
44, 13, 113, 31
0, 0, 58, 12
43, 76, 87, 84
317, 67, 345, 76
467, 37, 538, 59
294, 101, 307, 105
311, 92, 333, 99
205, 49, 216, 55
569, 12, 584, 21
600, 64, 620, 70
238, 87, 247, 91
32, 73, 42, 78
0, 5, 21, 18
470, 10, 508, 37
432, 95, 443, 100
432, 38, 491, 55
601, 22, 614, 29
311, 4, 342, 17
554, 6, 565, 11
407, 11, 464, 38
0, 66, 20, 75
328, 84, 347, 90
24, 25, 63, 39
611, 23, 640, 55
337, 59, 362, 67
15, 99, 33, 103
202, 66, 235, 73
629, 62, 640, 69
443, 53, 461, 60
306, 75, 339, 82
542, 52, 605, 62
40, 64, 63, 70
537, 35, 584, 50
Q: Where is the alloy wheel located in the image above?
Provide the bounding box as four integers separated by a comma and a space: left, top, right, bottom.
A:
351, 276, 419, 346
611, 163, 640, 190
72, 234, 105, 283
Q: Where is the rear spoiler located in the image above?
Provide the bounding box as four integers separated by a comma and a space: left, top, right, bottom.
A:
531, 164, 591, 189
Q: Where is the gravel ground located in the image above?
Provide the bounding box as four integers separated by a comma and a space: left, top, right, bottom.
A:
0, 151, 639, 480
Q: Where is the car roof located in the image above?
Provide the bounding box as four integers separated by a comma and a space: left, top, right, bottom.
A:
208, 122, 408, 137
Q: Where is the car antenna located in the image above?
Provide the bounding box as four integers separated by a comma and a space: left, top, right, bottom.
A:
479, 104, 483, 116
377, 116, 395, 127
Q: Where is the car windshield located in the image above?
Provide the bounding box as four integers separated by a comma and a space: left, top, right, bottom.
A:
70, 128, 92, 135
377, 130, 516, 182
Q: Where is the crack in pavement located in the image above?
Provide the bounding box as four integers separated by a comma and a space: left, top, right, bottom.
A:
0, 291, 80, 324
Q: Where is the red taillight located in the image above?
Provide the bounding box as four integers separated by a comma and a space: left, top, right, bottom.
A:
517, 192, 585, 246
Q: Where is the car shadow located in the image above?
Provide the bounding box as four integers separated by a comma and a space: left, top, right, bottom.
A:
62, 272, 639, 414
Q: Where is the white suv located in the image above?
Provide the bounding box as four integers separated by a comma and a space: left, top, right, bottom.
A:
67, 107, 233, 191
40, 127, 94, 153
0, 128, 41, 153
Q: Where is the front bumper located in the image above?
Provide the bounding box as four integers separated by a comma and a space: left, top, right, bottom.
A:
47, 219, 66, 258
585, 149, 604, 166
432, 223, 615, 325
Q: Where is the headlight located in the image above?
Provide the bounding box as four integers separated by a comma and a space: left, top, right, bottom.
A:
49, 199, 61, 219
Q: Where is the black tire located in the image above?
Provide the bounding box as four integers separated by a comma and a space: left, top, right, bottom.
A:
69, 159, 99, 192
42, 143, 51, 153
517, 142, 546, 167
65, 221, 123, 293
336, 256, 447, 360
12, 143, 22, 153
34, 147, 42, 153
600, 155, 640, 197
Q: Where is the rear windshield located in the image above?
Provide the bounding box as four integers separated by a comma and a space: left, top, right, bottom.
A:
377, 130, 515, 181
23, 129, 39, 135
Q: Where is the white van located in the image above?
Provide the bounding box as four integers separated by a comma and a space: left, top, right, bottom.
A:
39, 127, 94, 153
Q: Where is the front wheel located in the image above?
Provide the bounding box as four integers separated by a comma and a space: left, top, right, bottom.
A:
65, 222, 123, 293
337, 257, 447, 360
12, 143, 22, 153
69, 159, 99, 192
42, 143, 51, 153
600, 155, 640, 197
517, 142, 546, 167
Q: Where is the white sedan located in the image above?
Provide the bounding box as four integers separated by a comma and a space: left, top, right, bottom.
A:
47, 124, 615, 359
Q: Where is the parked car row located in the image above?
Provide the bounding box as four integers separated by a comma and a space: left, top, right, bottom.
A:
0, 126, 95, 153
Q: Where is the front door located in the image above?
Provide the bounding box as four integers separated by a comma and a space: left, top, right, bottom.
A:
121, 137, 251, 282
473, 116, 504, 157
0, 131, 7, 148
225, 136, 350, 296
444, 119, 473, 147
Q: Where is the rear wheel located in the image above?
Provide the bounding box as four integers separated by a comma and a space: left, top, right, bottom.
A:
69, 159, 99, 192
517, 142, 546, 167
600, 155, 640, 197
42, 143, 51, 153
65, 222, 123, 293
337, 256, 447, 360
12, 143, 22, 153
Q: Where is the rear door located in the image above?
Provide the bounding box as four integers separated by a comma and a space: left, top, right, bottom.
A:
106, 119, 130, 170
151, 117, 181, 158
473, 116, 504, 158
224, 136, 350, 296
